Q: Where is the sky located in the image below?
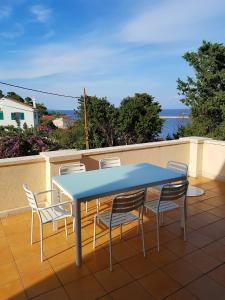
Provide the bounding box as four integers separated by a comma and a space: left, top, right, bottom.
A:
0, 0, 225, 110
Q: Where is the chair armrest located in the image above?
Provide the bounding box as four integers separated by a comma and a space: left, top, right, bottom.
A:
35, 189, 57, 196
38, 200, 73, 210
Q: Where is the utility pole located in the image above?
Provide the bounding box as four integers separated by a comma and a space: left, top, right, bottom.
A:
83, 88, 89, 149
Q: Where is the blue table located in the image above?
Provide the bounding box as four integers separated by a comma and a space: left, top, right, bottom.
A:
52, 163, 186, 266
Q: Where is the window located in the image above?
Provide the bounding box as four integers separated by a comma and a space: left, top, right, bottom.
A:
0, 111, 3, 120
11, 112, 25, 120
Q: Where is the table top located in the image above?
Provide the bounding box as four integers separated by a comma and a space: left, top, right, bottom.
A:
52, 163, 186, 201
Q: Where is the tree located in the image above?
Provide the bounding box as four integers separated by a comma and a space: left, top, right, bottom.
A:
24, 97, 33, 106
0, 90, 4, 98
7, 92, 24, 102
117, 93, 163, 144
36, 103, 48, 117
177, 41, 225, 139
76, 95, 118, 148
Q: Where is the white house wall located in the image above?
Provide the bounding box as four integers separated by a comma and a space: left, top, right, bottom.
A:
0, 98, 38, 127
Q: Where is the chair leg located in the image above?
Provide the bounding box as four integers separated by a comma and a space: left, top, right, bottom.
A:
109, 228, 113, 272
93, 215, 97, 249
85, 201, 88, 214
161, 212, 164, 225
140, 217, 146, 257
64, 218, 68, 237
40, 223, 43, 262
31, 210, 34, 245
156, 213, 160, 252
120, 224, 122, 240
96, 199, 99, 213
183, 206, 187, 241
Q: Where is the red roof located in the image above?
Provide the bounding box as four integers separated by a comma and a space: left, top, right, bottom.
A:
41, 115, 55, 121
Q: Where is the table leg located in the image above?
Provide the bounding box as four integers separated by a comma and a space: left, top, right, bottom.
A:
74, 200, 82, 266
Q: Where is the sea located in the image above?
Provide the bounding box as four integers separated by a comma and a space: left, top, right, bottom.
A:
49, 109, 190, 139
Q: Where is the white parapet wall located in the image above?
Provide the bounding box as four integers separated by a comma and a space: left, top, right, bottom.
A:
0, 137, 224, 215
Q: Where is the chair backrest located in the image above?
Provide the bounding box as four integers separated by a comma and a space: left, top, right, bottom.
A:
167, 161, 188, 177
99, 157, 121, 169
160, 180, 189, 203
111, 189, 146, 214
23, 184, 38, 209
59, 163, 86, 175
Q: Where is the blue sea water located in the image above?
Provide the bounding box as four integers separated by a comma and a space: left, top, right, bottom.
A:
49, 109, 190, 139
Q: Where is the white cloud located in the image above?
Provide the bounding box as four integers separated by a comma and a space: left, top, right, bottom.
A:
120, 0, 225, 43
30, 5, 52, 23
0, 6, 12, 19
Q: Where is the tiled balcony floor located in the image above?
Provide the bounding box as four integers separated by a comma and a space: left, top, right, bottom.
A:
1, 177, 225, 300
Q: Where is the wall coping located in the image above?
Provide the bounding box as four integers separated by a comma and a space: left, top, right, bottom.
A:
0, 136, 222, 166
0, 155, 45, 167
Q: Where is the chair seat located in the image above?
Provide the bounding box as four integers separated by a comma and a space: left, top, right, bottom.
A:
39, 205, 71, 224
145, 199, 179, 213
97, 211, 139, 228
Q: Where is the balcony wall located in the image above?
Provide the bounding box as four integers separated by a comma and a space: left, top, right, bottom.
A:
0, 137, 224, 215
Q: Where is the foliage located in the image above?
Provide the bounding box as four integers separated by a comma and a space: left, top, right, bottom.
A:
36, 102, 48, 117
0, 90, 4, 98
24, 97, 33, 105
0, 124, 58, 158
177, 41, 225, 139
76, 96, 118, 148
117, 93, 163, 144
6, 92, 24, 102
50, 122, 84, 150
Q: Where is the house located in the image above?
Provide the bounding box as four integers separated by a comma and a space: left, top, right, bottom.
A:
0, 97, 38, 127
53, 115, 73, 129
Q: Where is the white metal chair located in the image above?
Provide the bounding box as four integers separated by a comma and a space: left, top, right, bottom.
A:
145, 180, 189, 252
93, 189, 146, 271
59, 163, 89, 213
154, 161, 188, 193
97, 157, 121, 212
23, 184, 73, 262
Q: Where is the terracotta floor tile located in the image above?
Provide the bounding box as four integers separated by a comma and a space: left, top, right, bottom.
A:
208, 264, 225, 288
184, 249, 221, 273
21, 268, 61, 298
31, 287, 69, 300
187, 212, 220, 230
163, 258, 202, 286
165, 288, 198, 300
188, 231, 214, 248
187, 275, 225, 300
64, 274, 106, 300
52, 261, 90, 285
202, 241, 225, 262
15, 254, 52, 276
198, 219, 225, 240
0, 262, 20, 287
204, 196, 225, 207
165, 222, 193, 238
139, 269, 180, 300
192, 202, 214, 211
0, 245, 14, 265
210, 205, 225, 218
187, 205, 203, 216
120, 251, 158, 279
84, 248, 116, 273
164, 238, 197, 257
111, 240, 138, 262
148, 247, 178, 267
125, 231, 156, 251
48, 246, 76, 268
0, 279, 27, 300
94, 264, 133, 292
109, 281, 154, 300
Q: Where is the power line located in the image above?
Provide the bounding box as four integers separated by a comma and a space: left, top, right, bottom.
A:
0, 81, 80, 99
